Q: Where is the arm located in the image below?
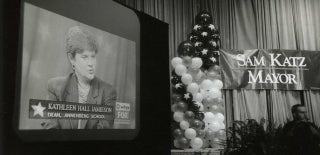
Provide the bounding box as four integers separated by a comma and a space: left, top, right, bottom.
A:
97, 87, 117, 129
41, 79, 60, 129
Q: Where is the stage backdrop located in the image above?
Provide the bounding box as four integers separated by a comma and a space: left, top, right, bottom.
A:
116, 0, 320, 127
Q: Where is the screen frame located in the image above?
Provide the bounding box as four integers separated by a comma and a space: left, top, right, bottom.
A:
13, 0, 140, 141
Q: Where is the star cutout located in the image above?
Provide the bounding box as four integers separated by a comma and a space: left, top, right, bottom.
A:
210, 41, 217, 46
210, 57, 217, 63
201, 49, 208, 55
195, 42, 202, 47
208, 24, 215, 30
175, 83, 183, 89
184, 93, 190, 100
32, 102, 46, 117
201, 32, 208, 37
193, 25, 201, 30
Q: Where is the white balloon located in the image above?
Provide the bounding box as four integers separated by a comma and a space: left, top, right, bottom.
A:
219, 122, 226, 130
171, 57, 183, 68
208, 121, 221, 132
193, 93, 203, 102
180, 120, 190, 130
175, 64, 187, 76
212, 79, 223, 89
203, 97, 215, 107
208, 88, 221, 99
203, 112, 215, 123
190, 137, 203, 149
200, 89, 210, 99
190, 57, 203, 69
187, 83, 199, 94
200, 79, 214, 91
211, 105, 219, 112
173, 112, 184, 122
215, 113, 225, 122
185, 128, 197, 139
194, 70, 205, 82
181, 74, 193, 85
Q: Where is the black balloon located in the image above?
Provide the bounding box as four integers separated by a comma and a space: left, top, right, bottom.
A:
184, 111, 195, 121
194, 41, 204, 52
196, 129, 206, 138
208, 40, 219, 50
195, 11, 213, 25
178, 137, 189, 149
172, 82, 186, 94
191, 119, 203, 130
172, 93, 183, 103
189, 32, 200, 43
210, 34, 220, 41
205, 24, 216, 32
195, 112, 205, 121
188, 102, 200, 112
193, 49, 202, 57
176, 101, 188, 112
171, 70, 178, 76
171, 75, 181, 85
177, 41, 195, 57
199, 30, 211, 42
173, 128, 184, 139
192, 24, 203, 35
207, 50, 219, 58
201, 121, 206, 129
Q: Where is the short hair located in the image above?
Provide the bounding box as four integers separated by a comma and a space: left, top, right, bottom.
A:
291, 104, 305, 114
66, 26, 98, 58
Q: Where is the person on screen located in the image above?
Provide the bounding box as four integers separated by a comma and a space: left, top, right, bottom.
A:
281, 104, 320, 155
42, 26, 117, 129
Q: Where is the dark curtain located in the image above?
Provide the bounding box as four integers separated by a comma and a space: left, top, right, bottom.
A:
115, 0, 320, 127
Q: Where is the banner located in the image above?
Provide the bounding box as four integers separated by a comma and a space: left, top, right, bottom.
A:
29, 99, 114, 120
220, 49, 320, 90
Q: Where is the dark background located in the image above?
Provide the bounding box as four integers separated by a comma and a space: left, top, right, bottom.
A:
0, 0, 171, 154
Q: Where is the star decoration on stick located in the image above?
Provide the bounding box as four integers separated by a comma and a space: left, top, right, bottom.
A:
184, 93, 191, 100
208, 24, 215, 30
175, 83, 183, 89
201, 32, 208, 37
193, 25, 201, 30
201, 49, 208, 55
210, 57, 217, 63
195, 42, 202, 47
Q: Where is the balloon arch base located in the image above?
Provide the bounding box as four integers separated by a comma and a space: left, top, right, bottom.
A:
171, 148, 224, 155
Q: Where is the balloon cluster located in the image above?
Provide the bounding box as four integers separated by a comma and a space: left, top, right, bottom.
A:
171, 11, 225, 150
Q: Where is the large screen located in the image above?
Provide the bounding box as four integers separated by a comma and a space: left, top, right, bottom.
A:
14, 0, 140, 141
19, 3, 136, 130
3, 0, 170, 153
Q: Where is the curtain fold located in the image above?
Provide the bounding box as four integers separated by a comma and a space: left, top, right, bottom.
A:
304, 91, 320, 127
115, 0, 320, 127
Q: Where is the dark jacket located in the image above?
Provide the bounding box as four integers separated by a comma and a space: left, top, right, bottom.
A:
42, 73, 116, 129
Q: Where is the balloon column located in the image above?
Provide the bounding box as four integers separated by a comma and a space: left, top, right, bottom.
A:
171, 11, 225, 150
